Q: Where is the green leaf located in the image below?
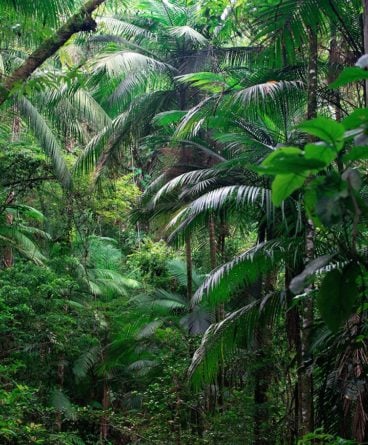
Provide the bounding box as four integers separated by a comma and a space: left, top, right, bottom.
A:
304, 143, 337, 165
257, 147, 325, 175
342, 108, 368, 130
305, 173, 349, 227
271, 173, 306, 206
176, 72, 238, 93
330, 67, 368, 89
153, 110, 186, 127
262, 147, 301, 164
317, 263, 360, 332
343, 146, 368, 162
299, 117, 345, 150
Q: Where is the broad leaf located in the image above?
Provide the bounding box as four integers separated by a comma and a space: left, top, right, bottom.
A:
343, 146, 368, 162
257, 147, 325, 175
271, 173, 306, 206
317, 263, 360, 332
342, 108, 368, 130
330, 67, 368, 89
299, 117, 345, 150
304, 143, 337, 165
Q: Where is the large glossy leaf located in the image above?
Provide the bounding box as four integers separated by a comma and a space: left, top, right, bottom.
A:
299, 117, 345, 150
342, 108, 368, 130
330, 67, 368, 89
343, 146, 368, 162
304, 143, 337, 165
317, 263, 360, 332
257, 147, 325, 176
271, 173, 306, 206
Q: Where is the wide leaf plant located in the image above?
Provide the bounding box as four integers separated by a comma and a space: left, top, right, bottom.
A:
259, 105, 368, 332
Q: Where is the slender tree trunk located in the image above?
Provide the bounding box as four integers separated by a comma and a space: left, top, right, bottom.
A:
3, 212, 14, 268
252, 225, 273, 445
55, 354, 65, 432
307, 29, 318, 122
285, 264, 302, 443
253, 330, 270, 445
185, 232, 201, 437
208, 215, 226, 409
100, 378, 109, 442
11, 109, 21, 141
209, 215, 217, 271
185, 233, 192, 304
3, 109, 21, 268
298, 27, 318, 437
328, 25, 342, 122
362, 0, 368, 106
0, 0, 106, 106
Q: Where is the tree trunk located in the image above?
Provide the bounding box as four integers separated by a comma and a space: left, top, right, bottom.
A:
11, 107, 21, 141
55, 355, 65, 432
2, 110, 20, 268
285, 264, 302, 443
0, 0, 106, 106
362, 0, 368, 106
328, 25, 342, 122
298, 27, 318, 438
3, 213, 14, 268
254, 329, 270, 445
208, 215, 217, 271
208, 215, 226, 409
100, 378, 109, 442
185, 233, 192, 304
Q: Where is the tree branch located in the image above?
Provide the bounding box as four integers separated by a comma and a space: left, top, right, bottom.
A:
0, 0, 106, 106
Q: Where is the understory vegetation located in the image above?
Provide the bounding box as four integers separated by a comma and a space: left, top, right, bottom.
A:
2, 0, 368, 443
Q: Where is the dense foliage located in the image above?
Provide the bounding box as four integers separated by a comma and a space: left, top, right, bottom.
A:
1, 0, 368, 443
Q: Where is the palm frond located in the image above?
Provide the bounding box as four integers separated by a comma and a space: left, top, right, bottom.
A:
16, 96, 72, 189
168, 26, 208, 45
189, 292, 283, 386
192, 241, 284, 307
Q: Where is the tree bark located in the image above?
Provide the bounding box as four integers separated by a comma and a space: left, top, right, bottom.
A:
298, 27, 318, 437
3, 213, 14, 268
0, 0, 106, 106
285, 264, 302, 442
2, 110, 20, 268
100, 378, 109, 441
208, 215, 226, 409
328, 25, 342, 122
251, 225, 273, 445
363, 0, 368, 106
185, 233, 192, 304
55, 355, 65, 432
208, 215, 217, 271
254, 328, 271, 445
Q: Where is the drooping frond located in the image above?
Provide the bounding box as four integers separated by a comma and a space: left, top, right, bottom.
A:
16, 96, 72, 189
167, 26, 208, 46
192, 241, 286, 307
50, 388, 76, 420
0, 226, 47, 265
166, 258, 203, 290
189, 292, 283, 386
93, 50, 175, 77
0, 0, 76, 27
75, 90, 175, 180
97, 16, 155, 41
166, 185, 273, 242
73, 346, 101, 379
